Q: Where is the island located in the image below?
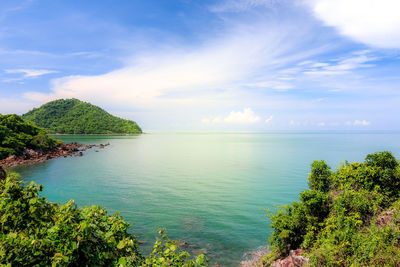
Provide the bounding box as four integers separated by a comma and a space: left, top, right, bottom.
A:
22, 98, 142, 134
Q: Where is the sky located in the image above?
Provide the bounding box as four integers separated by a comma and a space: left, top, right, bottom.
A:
0, 0, 400, 130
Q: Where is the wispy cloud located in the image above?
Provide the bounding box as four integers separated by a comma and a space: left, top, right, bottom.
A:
0, 0, 34, 21
210, 0, 273, 12
302, 51, 378, 75
23, 12, 330, 111
5, 69, 58, 78
245, 81, 294, 91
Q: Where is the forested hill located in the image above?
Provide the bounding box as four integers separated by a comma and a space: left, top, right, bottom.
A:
22, 99, 142, 134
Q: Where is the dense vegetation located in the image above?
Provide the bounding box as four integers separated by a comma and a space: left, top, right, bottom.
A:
22, 98, 142, 134
0, 114, 61, 160
0, 172, 207, 266
263, 151, 400, 266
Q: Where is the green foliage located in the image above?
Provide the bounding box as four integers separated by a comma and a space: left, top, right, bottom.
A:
265, 151, 400, 266
308, 160, 331, 192
333, 151, 400, 200
22, 98, 142, 134
0, 173, 207, 266
0, 114, 61, 159
144, 229, 207, 267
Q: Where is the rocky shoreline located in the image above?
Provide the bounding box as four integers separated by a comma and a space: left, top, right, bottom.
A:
239, 248, 308, 267
0, 142, 110, 168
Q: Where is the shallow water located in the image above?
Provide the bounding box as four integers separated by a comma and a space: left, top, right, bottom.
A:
13, 131, 400, 266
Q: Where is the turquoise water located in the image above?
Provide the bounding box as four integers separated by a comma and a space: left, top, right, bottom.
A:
13, 131, 400, 266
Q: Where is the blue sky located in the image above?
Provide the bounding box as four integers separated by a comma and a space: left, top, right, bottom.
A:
0, 0, 399, 130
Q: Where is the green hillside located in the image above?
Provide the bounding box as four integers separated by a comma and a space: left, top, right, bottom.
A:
22, 99, 142, 134
0, 114, 61, 160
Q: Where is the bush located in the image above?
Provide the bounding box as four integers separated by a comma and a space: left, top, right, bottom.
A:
265, 151, 400, 266
144, 229, 207, 266
308, 160, 332, 192
0, 114, 61, 159
0, 176, 143, 266
0, 174, 207, 266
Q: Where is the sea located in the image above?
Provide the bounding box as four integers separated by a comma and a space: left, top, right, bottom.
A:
12, 131, 400, 266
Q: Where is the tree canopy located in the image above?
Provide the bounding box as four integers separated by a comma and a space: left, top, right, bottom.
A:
264, 151, 400, 266
22, 98, 142, 134
0, 173, 207, 266
0, 114, 61, 160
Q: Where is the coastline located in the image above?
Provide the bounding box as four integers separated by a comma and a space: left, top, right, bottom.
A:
0, 142, 109, 169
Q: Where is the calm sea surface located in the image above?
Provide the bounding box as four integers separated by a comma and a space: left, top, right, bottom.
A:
12, 131, 400, 266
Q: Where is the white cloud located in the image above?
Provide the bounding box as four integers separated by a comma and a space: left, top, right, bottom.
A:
345, 120, 371, 126
353, 119, 371, 126
5, 69, 58, 78
265, 115, 273, 124
306, 0, 400, 48
317, 122, 326, 126
202, 108, 261, 124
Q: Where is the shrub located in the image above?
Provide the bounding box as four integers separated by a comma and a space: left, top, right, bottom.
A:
308, 160, 332, 192
265, 151, 400, 266
0, 174, 207, 266
0, 114, 61, 159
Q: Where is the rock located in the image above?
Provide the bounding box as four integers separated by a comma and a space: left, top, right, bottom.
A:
0, 142, 96, 168
23, 149, 40, 159
239, 246, 269, 267
5, 155, 16, 161
0, 166, 6, 181
290, 249, 308, 266
273, 249, 308, 267
376, 209, 395, 227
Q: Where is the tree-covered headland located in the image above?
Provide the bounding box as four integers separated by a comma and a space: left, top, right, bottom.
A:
22, 98, 142, 134
0, 114, 61, 160
264, 151, 400, 266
